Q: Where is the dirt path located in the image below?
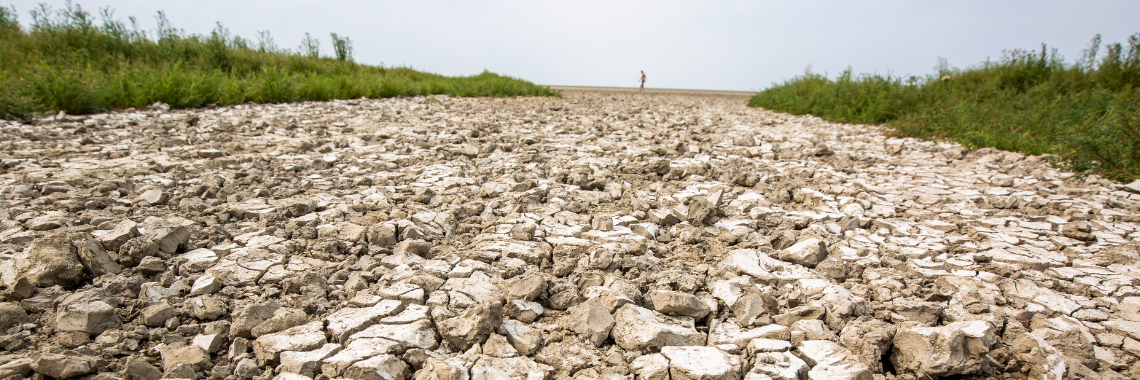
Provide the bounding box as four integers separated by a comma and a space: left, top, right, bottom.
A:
0, 91, 1136, 379
549, 85, 754, 99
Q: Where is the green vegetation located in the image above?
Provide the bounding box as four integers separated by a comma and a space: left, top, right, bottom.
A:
0, 2, 555, 119
749, 34, 1140, 182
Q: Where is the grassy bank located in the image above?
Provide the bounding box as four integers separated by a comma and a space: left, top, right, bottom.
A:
0, 3, 556, 119
749, 35, 1140, 182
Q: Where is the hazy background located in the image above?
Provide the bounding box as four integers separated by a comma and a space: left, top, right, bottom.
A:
6, 0, 1140, 91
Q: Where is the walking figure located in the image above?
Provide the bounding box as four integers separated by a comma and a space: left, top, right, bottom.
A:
639, 71, 646, 93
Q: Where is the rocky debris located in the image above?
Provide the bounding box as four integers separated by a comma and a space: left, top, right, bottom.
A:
0, 91, 1137, 380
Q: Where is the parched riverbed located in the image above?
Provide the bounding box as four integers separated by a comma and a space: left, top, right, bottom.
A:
1, 90, 1139, 379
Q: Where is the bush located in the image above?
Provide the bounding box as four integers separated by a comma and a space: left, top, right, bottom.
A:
0, 2, 555, 119
749, 34, 1140, 182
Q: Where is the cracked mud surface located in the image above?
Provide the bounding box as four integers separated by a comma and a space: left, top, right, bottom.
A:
2, 90, 1140, 380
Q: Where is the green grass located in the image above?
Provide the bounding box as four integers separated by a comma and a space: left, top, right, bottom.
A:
0, 2, 556, 119
749, 35, 1140, 182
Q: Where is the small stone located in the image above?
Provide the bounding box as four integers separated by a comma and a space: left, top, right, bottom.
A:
31, 352, 103, 379
231, 301, 280, 339
178, 248, 218, 273
592, 215, 614, 231
367, 223, 397, 247
198, 149, 226, 158
631, 353, 670, 380
278, 343, 341, 377
438, 300, 503, 351
70, 232, 122, 277
347, 319, 438, 351
25, 212, 66, 231
190, 273, 222, 296
0, 356, 32, 379
546, 280, 582, 310
144, 224, 190, 255
611, 304, 705, 352
55, 331, 90, 348
136, 256, 166, 276
647, 289, 711, 319
687, 196, 716, 225
163, 362, 198, 379
483, 333, 520, 357
393, 239, 431, 257
660, 346, 743, 380
192, 333, 228, 354
1061, 222, 1096, 242
0, 302, 29, 331
252, 321, 327, 365
321, 338, 402, 376
777, 237, 828, 268
234, 357, 261, 378
505, 273, 547, 301
511, 223, 536, 241
122, 356, 162, 380
325, 299, 406, 342
343, 354, 410, 380
99, 219, 139, 252
498, 319, 542, 356
339, 222, 368, 243
2, 277, 35, 301
746, 338, 792, 354
796, 340, 873, 380
891, 320, 997, 377
56, 300, 119, 336
251, 307, 309, 337
565, 297, 615, 346
139, 300, 176, 327
468, 356, 553, 380
157, 343, 211, 372
186, 295, 227, 320
750, 351, 809, 380
135, 189, 167, 206
730, 289, 771, 327
504, 299, 544, 323
0, 234, 87, 288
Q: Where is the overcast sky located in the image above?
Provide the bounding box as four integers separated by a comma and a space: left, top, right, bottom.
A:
7, 0, 1140, 91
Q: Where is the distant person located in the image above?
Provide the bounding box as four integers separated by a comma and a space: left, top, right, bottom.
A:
639, 71, 646, 93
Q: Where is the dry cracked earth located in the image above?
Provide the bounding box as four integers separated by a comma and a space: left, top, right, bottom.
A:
1, 89, 1140, 380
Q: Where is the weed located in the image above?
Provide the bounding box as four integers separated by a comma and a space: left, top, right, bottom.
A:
749, 34, 1140, 182
0, 2, 555, 119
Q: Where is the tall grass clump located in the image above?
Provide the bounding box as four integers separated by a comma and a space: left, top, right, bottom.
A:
0, 2, 556, 119
749, 35, 1140, 182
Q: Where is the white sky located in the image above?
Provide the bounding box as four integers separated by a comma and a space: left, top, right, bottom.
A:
8, 0, 1140, 91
